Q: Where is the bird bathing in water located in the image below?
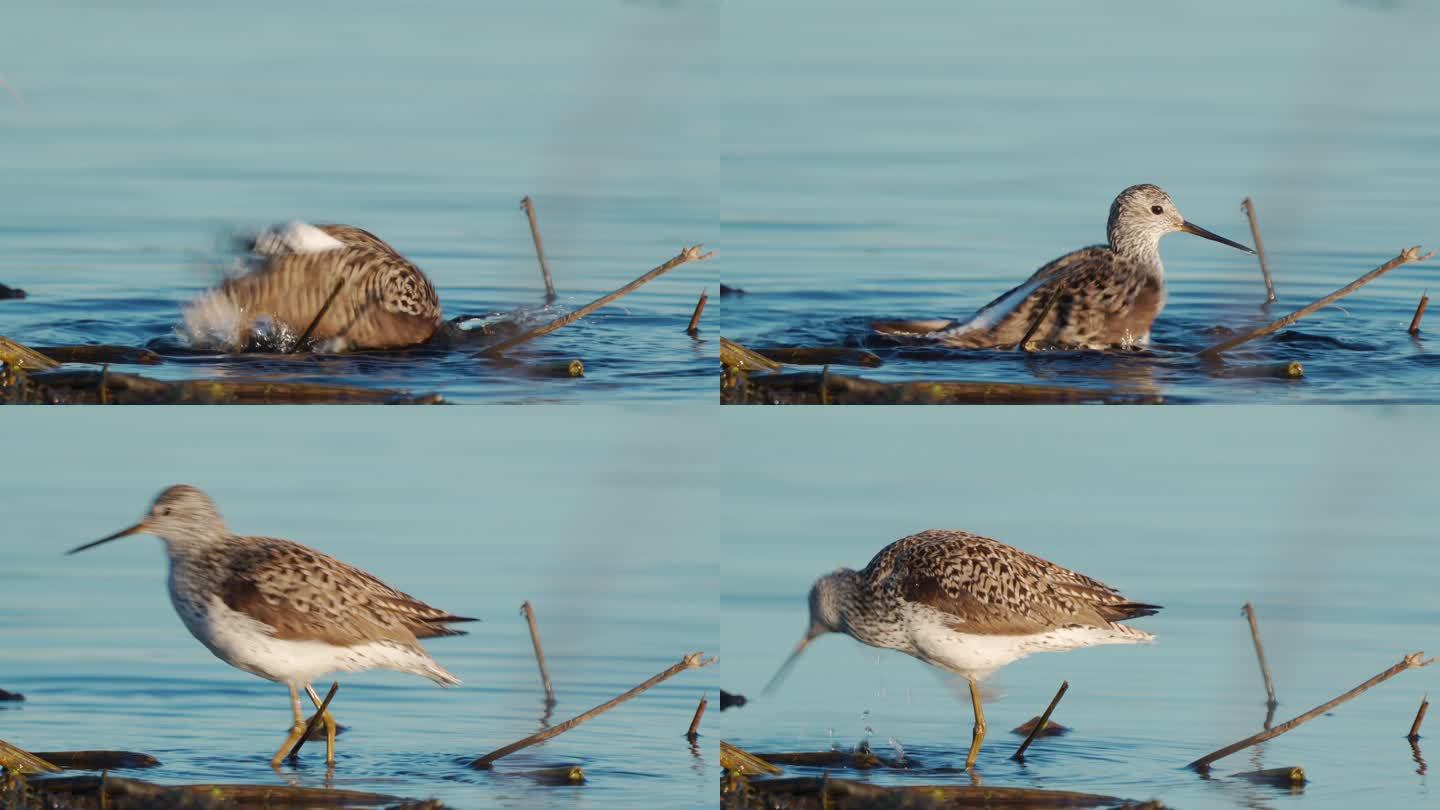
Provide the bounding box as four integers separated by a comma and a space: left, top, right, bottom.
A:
764, 529, 1160, 769
871, 184, 1254, 349
68, 485, 475, 767
183, 222, 442, 352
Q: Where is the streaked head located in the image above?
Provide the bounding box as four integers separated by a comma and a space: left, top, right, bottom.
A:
1107, 184, 1254, 257
68, 485, 228, 555
762, 569, 858, 696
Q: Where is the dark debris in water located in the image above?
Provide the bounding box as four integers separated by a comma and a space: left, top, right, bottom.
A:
29, 752, 159, 770
721, 769, 1162, 810
0, 282, 26, 300
1011, 717, 1071, 737
720, 690, 747, 711
0, 690, 24, 703
2, 771, 435, 810
2, 367, 443, 405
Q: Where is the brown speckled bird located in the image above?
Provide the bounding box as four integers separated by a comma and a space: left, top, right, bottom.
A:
67, 485, 474, 767
183, 222, 442, 352
765, 529, 1159, 769
872, 184, 1254, 349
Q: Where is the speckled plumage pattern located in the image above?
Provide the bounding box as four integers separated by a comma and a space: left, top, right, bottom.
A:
873, 184, 1251, 349
807, 529, 1159, 679
183, 223, 442, 351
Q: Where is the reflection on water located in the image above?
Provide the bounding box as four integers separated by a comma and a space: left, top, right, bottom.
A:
722, 0, 1440, 402
0, 410, 718, 809
0, 1, 716, 403
719, 408, 1440, 809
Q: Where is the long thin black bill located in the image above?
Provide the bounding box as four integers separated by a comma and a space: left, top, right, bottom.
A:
66, 523, 144, 555
1181, 221, 1255, 254
761, 637, 812, 697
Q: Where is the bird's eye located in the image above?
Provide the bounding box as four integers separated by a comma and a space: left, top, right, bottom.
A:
161, 507, 172, 516
1150, 205, 1164, 215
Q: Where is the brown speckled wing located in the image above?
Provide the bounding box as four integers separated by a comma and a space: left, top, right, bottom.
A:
870, 530, 1156, 635
218, 538, 473, 647
952, 246, 1157, 348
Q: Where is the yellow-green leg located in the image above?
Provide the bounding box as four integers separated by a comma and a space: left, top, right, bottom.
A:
305, 684, 338, 765
965, 678, 987, 770
270, 685, 306, 768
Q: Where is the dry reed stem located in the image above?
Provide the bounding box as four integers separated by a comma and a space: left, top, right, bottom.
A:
1012, 681, 1069, 760
1241, 198, 1276, 304
521, 601, 556, 707
286, 682, 338, 761
1188, 651, 1435, 770
472, 652, 716, 768
720, 741, 782, 775
1199, 246, 1434, 357
686, 692, 708, 739
479, 246, 713, 357
1015, 285, 1064, 350
1409, 291, 1429, 335
1242, 603, 1278, 709
687, 289, 708, 335
1409, 694, 1429, 740
0, 738, 62, 774
520, 196, 557, 302
293, 279, 345, 352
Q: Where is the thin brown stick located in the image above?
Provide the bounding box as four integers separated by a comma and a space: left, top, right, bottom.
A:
472, 652, 716, 768
1198, 247, 1434, 357
1014, 285, 1064, 351
1409, 694, 1430, 740
0, 737, 63, 774
1187, 651, 1434, 770
479, 245, 714, 357
293, 279, 345, 351
1242, 603, 1278, 709
1409, 291, 1429, 335
1241, 198, 1276, 304
286, 682, 337, 761
686, 288, 708, 335
520, 601, 556, 707
520, 196, 556, 303
686, 692, 708, 739
1012, 681, 1069, 760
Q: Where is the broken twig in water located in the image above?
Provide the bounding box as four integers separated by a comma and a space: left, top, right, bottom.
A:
293, 278, 345, 352
32, 751, 160, 770
753, 347, 883, 368
1013, 680, 1069, 760
1409, 291, 1429, 335
472, 652, 716, 768
687, 288, 708, 335
720, 337, 782, 372
1410, 694, 1429, 740
686, 692, 708, 740
1243, 603, 1279, 709
1187, 651, 1435, 770
1241, 198, 1276, 305
286, 681, 338, 761
1198, 246, 1434, 357
0, 737, 62, 774
478, 246, 713, 357
521, 601, 556, 707
720, 741, 781, 775
520, 196, 557, 303
0, 335, 59, 372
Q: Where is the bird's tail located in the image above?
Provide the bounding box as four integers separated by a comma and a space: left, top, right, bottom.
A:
418, 658, 462, 687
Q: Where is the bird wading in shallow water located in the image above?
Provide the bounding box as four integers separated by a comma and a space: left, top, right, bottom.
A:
68, 485, 475, 767
183, 222, 443, 352
871, 184, 1254, 349
765, 529, 1159, 769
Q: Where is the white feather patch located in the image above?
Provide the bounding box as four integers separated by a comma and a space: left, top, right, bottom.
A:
252, 221, 344, 256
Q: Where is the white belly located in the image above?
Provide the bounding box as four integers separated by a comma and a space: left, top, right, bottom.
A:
170, 590, 443, 686
906, 606, 1152, 681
